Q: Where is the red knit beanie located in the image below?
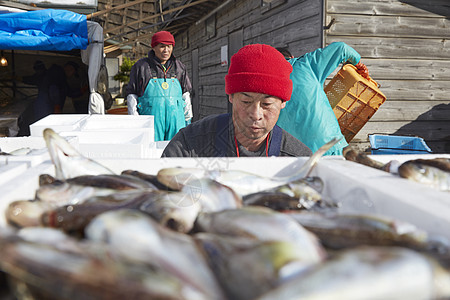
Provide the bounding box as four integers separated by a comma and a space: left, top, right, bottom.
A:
225, 44, 293, 101
151, 31, 175, 48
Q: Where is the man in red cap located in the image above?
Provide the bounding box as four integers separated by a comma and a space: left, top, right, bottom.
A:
126, 31, 192, 141
162, 44, 312, 157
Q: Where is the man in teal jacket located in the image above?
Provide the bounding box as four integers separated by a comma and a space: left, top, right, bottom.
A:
276, 42, 369, 155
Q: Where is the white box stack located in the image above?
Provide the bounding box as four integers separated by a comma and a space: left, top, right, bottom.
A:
149, 141, 170, 158
29, 114, 89, 136
29, 114, 155, 159
59, 130, 151, 159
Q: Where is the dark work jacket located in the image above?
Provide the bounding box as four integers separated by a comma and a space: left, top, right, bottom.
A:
126, 50, 192, 97
161, 114, 312, 157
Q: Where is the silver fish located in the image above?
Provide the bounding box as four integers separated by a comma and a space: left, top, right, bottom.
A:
243, 177, 325, 210
35, 174, 157, 206
257, 246, 450, 300
0, 237, 208, 300
180, 177, 242, 212
43, 128, 115, 180
288, 212, 429, 250
5, 200, 53, 228
40, 190, 152, 234
195, 232, 319, 300
343, 146, 388, 171
0, 147, 32, 156
85, 209, 226, 300
194, 207, 326, 265
398, 159, 450, 192
121, 169, 174, 190
17, 227, 86, 254
157, 138, 340, 196
139, 190, 202, 233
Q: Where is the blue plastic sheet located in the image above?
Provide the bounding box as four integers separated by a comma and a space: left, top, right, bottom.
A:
0, 9, 88, 50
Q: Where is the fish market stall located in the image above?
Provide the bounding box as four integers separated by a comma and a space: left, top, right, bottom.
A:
0, 130, 449, 299
0, 8, 107, 126
1, 153, 449, 237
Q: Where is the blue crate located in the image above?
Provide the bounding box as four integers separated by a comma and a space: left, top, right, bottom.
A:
369, 134, 432, 155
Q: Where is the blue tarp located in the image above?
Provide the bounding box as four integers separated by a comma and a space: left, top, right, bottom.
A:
0, 9, 88, 51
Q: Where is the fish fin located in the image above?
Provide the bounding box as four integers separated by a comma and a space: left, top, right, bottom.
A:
43, 128, 114, 179
304, 137, 341, 177
287, 138, 340, 181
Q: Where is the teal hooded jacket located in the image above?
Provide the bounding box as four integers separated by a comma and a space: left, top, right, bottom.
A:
277, 42, 361, 155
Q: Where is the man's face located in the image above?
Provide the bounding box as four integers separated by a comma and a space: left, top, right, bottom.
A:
153, 43, 173, 64
229, 92, 286, 141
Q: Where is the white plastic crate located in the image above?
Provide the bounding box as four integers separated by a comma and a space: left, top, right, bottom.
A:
29, 114, 89, 136
82, 114, 154, 130
59, 130, 151, 159
0, 161, 55, 226
82, 115, 155, 142
0, 136, 79, 167
148, 141, 170, 158
0, 162, 29, 186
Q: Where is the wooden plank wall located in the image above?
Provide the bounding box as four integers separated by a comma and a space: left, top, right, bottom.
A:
175, 0, 323, 120
325, 0, 450, 153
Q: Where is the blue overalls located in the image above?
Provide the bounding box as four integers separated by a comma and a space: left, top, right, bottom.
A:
137, 65, 185, 141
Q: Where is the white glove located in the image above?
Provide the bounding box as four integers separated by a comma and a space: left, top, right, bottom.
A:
89, 92, 105, 114
127, 94, 139, 115
182, 92, 193, 121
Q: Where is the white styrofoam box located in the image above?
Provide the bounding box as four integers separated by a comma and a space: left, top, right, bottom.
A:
1, 155, 450, 242
0, 161, 54, 227
59, 130, 151, 159
81, 115, 155, 142
0, 162, 29, 187
29, 114, 89, 136
314, 155, 450, 241
0, 136, 79, 167
82, 115, 154, 130
148, 141, 170, 158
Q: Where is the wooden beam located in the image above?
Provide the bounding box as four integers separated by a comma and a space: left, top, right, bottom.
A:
87, 0, 149, 19
104, 32, 155, 53
103, 19, 189, 53
104, 0, 209, 34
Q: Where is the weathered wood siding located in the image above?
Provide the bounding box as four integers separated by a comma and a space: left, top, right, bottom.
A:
175, 0, 323, 120
325, 0, 450, 153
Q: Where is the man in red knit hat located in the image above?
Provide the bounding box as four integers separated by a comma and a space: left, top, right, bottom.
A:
162, 44, 312, 157
126, 31, 193, 141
